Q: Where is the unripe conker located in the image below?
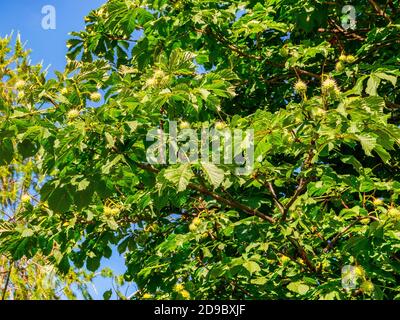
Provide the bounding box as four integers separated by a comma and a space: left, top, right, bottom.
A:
179, 121, 190, 130
90, 92, 102, 102
215, 121, 226, 130
294, 80, 307, 93
15, 80, 26, 90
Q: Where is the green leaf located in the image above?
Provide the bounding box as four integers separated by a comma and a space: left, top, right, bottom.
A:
356, 134, 376, 156
21, 228, 34, 238
47, 187, 73, 213
366, 75, 380, 96
287, 282, 310, 295
105, 132, 115, 149
250, 277, 268, 285
101, 155, 124, 174
375, 72, 397, 87
77, 179, 90, 191
86, 257, 101, 272
125, 121, 139, 132
374, 145, 391, 163
164, 164, 193, 192
106, 217, 119, 231
201, 162, 225, 188
0, 139, 14, 165
243, 261, 261, 274
341, 155, 363, 173
103, 289, 112, 300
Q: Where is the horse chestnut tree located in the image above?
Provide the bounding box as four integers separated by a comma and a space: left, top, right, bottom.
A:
1, 0, 400, 300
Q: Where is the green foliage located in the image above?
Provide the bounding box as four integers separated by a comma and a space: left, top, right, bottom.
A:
1, 0, 400, 300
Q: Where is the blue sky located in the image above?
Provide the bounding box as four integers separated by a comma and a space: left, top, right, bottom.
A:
0, 0, 133, 300
0, 0, 104, 75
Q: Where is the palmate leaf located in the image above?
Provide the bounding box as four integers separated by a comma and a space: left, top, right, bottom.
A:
166, 49, 197, 75
106, 1, 153, 34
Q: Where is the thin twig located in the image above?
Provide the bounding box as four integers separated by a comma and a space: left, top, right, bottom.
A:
327, 19, 366, 41
266, 181, 285, 215
324, 215, 379, 252
1, 263, 12, 300
282, 178, 307, 221
287, 236, 316, 272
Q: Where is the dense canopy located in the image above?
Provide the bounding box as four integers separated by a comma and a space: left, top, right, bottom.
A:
1, 0, 400, 299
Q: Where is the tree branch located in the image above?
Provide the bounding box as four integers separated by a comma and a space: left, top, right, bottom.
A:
132, 161, 276, 224
266, 181, 285, 215
282, 178, 307, 221
323, 215, 379, 252
317, 27, 366, 41
368, 0, 393, 23
281, 142, 315, 221
1, 262, 12, 300
287, 236, 316, 272
196, 26, 321, 79
326, 19, 366, 41
294, 68, 321, 79
200, 26, 263, 61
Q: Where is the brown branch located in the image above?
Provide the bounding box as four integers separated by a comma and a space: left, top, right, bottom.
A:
281, 142, 315, 221
368, 0, 393, 23
317, 27, 366, 41
326, 19, 366, 41
197, 257, 255, 298
265, 181, 285, 215
385, 100, 400, 110
294, 68, 321, 79
287, 236, 316, 272
323, 216, 379, 252
46, 97, 59, 108
201, 26, 263, 61
318, 27, 370, 33
282, 178, 307, 221
133, 161, 276, 224
340, 199, 350, 209
195, 26, 321, 79
188, 182, 275, 223
1, 262, 12, 300
268, 246, 306, 269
